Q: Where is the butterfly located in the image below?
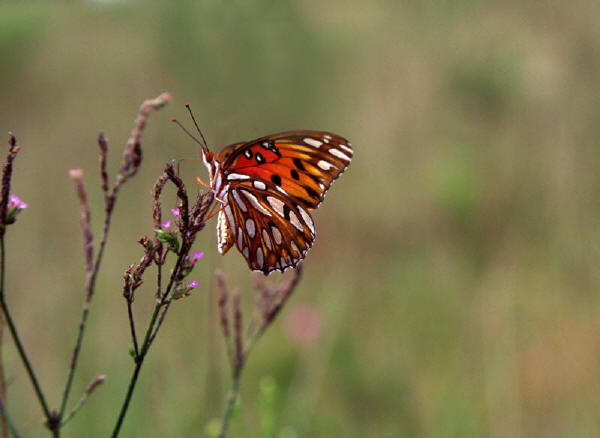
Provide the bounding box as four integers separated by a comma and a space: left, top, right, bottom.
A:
195, 128, 352, 275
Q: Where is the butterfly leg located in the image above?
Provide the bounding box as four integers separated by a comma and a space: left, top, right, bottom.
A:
202, 200, 225, 224
195, 176, 211, 195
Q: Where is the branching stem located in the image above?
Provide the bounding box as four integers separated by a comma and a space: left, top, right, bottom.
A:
111, 249, 188, 438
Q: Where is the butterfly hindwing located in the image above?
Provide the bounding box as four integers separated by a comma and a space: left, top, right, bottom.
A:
220, 182, 315, 274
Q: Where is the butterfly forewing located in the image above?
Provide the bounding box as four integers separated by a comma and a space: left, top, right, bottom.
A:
218, 131, 353, 209
212, 130, 352, 274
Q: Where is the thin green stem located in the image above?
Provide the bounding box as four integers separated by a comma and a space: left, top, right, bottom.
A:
217, 324, 269, 438
58, 218, 110, 418
218, 370, 241, 438
0, 236, 52, 421
0, 397, 20, 438
60, 378, 101, 427
110, 361, 143, 438
111, 250, 187, 438
111, 296, 161, 438
126, 299, 139, 358
0, 299, 7, 438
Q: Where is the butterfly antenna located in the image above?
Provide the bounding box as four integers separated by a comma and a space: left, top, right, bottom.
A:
185, 104, 209, 151
171, 118, 206, 150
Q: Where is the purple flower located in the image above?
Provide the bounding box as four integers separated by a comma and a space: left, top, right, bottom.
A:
191, 250, 204, 263
171, 208, 180, 217
161, 219, 171, 230
4, 194, 28, 224
8, 195, 27, 210
188, 280, 199, 289
185, 250, 204, 266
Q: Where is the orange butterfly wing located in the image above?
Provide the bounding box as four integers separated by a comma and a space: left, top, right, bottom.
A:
215, 131, 352, 274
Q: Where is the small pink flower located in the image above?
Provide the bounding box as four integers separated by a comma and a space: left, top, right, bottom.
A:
285, 304, 322, 344
161, 219, 171, 230
188, 280, 199, 289
8, 195, 27, 210
191, 250, 204, 264
171, 208, 180, 217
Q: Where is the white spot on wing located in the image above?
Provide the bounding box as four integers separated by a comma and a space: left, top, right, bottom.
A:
256, 247, 264, 269
298, 206, 314, 235
290, 240, 300, 258
227, 173, 250, 181
224, 205, 235, 234
231, 190, 247, 212
241, 190, 272, 216
275, 186, 290, 197
317, 160, 337, 171
338, 144, 353, 154
237, 226, 243, 249
266, 196, 285, 217
243, 247, 249, 258
329, 148, 351, 162
253, 180, 267, 190
289, 211, 303, 232
271, 225, 282, 245
245, 218, 256, 239
262, 228, 272, 250
303, 137, 323, 148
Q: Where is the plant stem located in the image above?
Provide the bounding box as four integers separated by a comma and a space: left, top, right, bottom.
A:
0, 305, 7, 438
111, 297, 162, 438
0, 397, 20, 438
126, 299, 139, 358
0, 236, 52, 421
110, 360, 143, 438
218, 369, 241, 438
58, 219, 110, 418
111, 250, 187, 437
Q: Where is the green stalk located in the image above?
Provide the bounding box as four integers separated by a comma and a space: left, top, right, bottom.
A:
0, 236, 52, 423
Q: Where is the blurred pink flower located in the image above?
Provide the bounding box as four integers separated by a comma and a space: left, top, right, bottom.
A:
284, 304, 322, 344
8, 194, 27, 210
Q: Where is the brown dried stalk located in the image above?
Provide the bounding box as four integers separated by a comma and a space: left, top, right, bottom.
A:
59, 92, 172, 424
0, 134, 21, 237
0, 134, 53, 433
216, 266, 303, 438
113, 164, 213, 437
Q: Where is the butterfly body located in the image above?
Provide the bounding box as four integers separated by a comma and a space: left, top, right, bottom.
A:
202, 131, 352, 275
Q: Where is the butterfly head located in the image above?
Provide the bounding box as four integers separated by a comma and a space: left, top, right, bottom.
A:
201, 148, 226, 195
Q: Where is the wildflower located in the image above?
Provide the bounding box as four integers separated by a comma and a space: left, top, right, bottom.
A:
191, 250, 204, 264
5, 194, 28, 224
9, 195, 27, 210
172, 279, 199, 300
155, 218, 179, 253
170, 208, 180, 217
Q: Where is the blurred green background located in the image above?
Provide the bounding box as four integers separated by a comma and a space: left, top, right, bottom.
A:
1, 0, 600, 437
